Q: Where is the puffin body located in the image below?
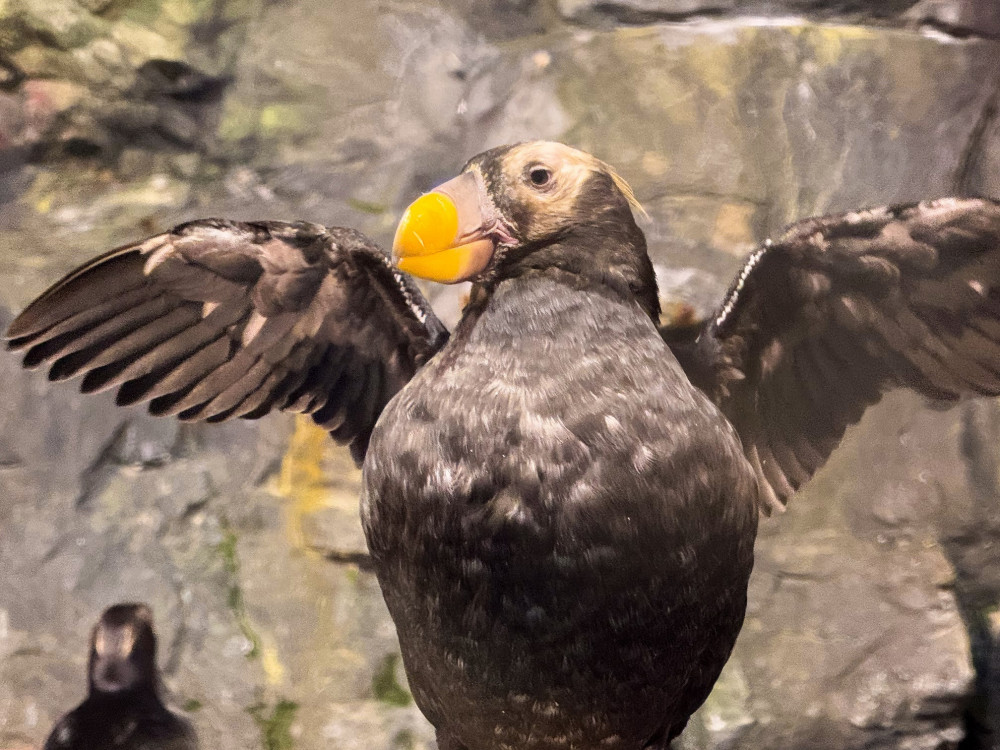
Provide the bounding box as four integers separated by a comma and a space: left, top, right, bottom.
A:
363, 271, 758, 748
44, 604, 197, 750
10, 141, 1000, 749
46, 697, 196, 750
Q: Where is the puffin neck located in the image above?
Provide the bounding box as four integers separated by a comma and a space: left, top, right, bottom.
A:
86, 684, 162, 710
492, 226, 660, 323
453, 266, 655, 353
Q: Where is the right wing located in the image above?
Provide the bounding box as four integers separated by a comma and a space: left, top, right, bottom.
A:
661, 198, 1000, 511
5, 219, 449, 463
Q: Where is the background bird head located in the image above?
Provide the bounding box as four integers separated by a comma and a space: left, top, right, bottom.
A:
87, 603, 158, 697
393, 141, 659, 320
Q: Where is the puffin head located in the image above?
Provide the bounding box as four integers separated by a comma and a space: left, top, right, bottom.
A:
87, 603, 158, 696
392, 141, 658, 318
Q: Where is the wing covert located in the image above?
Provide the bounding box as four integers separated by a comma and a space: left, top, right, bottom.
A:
5, 219, 449, 463
664, 198, 1000, 511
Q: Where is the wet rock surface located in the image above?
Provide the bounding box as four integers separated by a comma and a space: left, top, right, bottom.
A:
2, 1, 1000, 749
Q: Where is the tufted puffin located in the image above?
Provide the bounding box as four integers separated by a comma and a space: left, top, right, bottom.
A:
43, 603, 197, 750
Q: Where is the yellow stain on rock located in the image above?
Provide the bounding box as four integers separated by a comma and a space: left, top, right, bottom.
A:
160, 0, 202, 26
641, 150, 671, 178
712, 203, 757, 251
278, 415, 334, 553
260, 641, 286, 686
111, 21, 183, 64
267, 418, 371, 693
259, 104, 307, 136
685, 39, 734, 100
795, 25, 876, 68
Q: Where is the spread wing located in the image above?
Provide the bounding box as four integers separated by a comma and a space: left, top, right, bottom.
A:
663, 198, 1000, 512
5, 219, 448, 463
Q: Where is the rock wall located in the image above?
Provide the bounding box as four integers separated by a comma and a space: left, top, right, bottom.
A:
1, 1, 1000, 749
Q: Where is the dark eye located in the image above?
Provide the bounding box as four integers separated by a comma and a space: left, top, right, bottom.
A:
528, 167, 552, 187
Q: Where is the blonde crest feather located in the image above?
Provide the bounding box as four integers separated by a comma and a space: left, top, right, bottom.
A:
604, 164, 648, 220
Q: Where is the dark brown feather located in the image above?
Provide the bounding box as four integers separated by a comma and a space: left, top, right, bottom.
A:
662, 197, 1000, 509
5, 219, 449, 462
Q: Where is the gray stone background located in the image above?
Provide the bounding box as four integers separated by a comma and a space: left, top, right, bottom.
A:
1, 0, 1000, 748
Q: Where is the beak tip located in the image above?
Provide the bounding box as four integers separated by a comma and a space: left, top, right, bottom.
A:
392, 192, 457, 261
390, 176, 495, 283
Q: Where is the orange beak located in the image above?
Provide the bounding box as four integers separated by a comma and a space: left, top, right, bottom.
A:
392, 171, 497, 284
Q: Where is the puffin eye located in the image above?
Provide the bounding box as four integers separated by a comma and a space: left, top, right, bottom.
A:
528, 167, 552, 188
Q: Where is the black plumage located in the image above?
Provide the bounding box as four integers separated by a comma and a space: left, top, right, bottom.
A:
9, 141, 1000, 749
43, 604, 197, 750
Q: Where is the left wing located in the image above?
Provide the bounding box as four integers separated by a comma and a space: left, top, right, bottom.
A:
662, 198, 1000, 511
5, 219, 449, 462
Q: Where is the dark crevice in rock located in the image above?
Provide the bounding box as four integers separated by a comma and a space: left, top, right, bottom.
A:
0, 54, 24, 92
179, 496, 213, 521
946, 404, 1000, 750
956, 90, 1000, 199
953, 89, 999, 196
956, 624, 996, 749
308, 545, 375, 571
559, 1, 929, 28
73, 421, 132, 508
828, 629, 902, 683
0, 439, 24, 468
566, 4, 731, 26
773, 568, 831, 584
161, 587, 189, 679
72, 418, 184, 507
170, 424, 201, 460
556, 0, 1000, 38
911, 18, 1000, 42
61, 137, 104, 160
163, 475, 218, 538
951, 594, 997, 750
81, 0, 128, 17
188, 14, 241, 49
134, 60, 231, 105
769, 0, 921, 14
39, 531, 74, 565
253, 454, 285, 488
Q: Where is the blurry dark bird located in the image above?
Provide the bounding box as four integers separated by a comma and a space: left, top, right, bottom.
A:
43, 603, 197, 750
9, 141, 1000, 749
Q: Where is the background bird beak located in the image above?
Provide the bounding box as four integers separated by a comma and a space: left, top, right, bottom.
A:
392, 171, 496, 283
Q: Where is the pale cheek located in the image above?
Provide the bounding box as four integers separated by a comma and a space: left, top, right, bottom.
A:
518, 195, 576, 242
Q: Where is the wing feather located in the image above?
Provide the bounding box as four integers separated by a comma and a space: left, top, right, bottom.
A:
83, 299, 251, 394
664, 198, 1000, 509
5, 219, 449, 462
116, 336, 234, 403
